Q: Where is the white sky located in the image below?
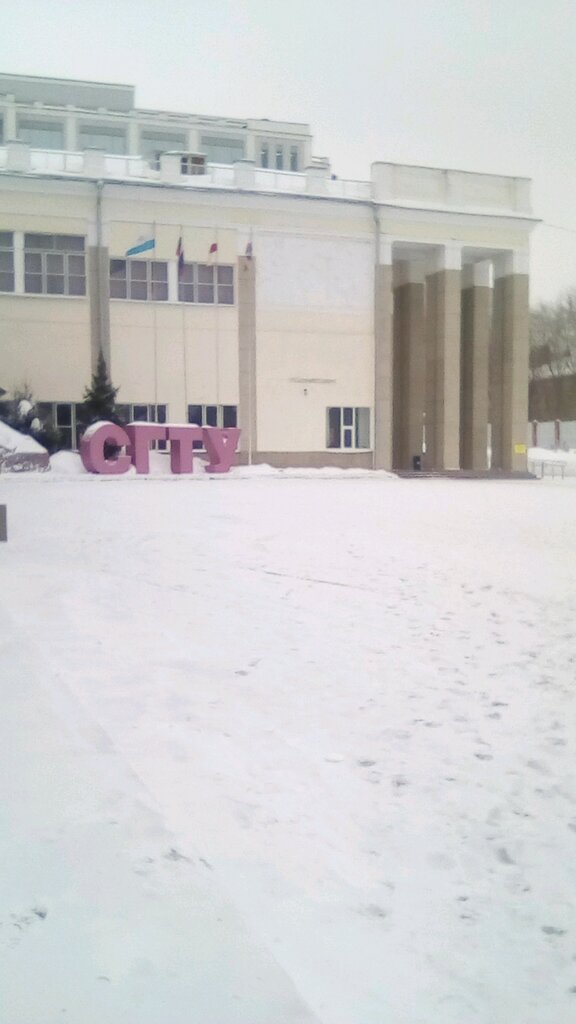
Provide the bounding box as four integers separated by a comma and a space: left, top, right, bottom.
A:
1, 0, 575, 304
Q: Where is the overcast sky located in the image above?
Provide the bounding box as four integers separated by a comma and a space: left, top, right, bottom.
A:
1, 0, 575, 304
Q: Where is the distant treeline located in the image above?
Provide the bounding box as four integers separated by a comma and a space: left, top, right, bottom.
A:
529, 290, 576, 420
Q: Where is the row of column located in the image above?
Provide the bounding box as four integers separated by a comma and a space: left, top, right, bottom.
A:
374, 245, 530, 473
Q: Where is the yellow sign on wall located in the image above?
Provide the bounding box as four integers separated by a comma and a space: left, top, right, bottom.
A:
514, 444, 527, 454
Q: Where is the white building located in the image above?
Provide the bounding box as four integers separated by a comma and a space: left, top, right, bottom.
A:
0, 72, 537, 470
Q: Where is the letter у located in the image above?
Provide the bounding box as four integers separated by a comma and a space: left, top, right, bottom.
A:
203, 428, 241, 473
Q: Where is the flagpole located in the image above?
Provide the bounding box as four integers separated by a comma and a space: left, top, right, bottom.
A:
152, 220, 158, 411
214, 227, 220, 408
180, 227, 188, 418
247, 229, 254, 465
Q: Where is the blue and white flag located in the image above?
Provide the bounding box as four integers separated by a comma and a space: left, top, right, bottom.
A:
126, 237, 155, 257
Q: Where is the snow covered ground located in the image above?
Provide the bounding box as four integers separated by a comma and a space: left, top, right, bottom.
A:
1, 470, 576, 1023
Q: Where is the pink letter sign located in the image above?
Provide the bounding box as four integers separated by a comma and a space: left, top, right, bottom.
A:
80, 422, 241, 475
125, 422, 168, 474
203, 428, 241, 473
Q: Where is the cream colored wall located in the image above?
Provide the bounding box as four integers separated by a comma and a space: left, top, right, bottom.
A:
110, 304, 238, 422
255, 233, 374, 452
0, 183, 93, 402
0, 296, 91, 399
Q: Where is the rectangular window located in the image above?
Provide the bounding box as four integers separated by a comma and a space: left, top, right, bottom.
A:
18, 119, 64, 149
200, 135, 245, 164
37, 402, 88, 450
289, 146, 299, 172
178, 263, 234, 305
78, 125, 126, 154
24, 234, 86, 296
326, 407, 371, 450
260, 143, 269, 168
109, 259, 168, 301
140, 131, 186, 169
180, 154, 206, 176
188, 404, 237, 448
0, 231, 15, 293
275, 145, 284, 170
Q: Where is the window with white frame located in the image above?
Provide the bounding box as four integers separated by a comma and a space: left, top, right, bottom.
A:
116, 403, 168, 449
18, 119, 64, 149
259, 142, 269, 168
110, 259, 168, 301
180, 154, 206, 176
200, 135, 245, 164
188, 404, 237, 448
140, 131, 186, 169
24, 234, 86, 296
326, 407, 371, 450
289, 145, 299, 171
78, 124, 126, 154
0, 232, 14, 293
275, 144, 284, 170
37, 402, 88, 450
178, 263, 234, 305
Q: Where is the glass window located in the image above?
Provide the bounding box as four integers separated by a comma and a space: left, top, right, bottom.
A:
275, 145, 284, 170
222, 406, 237, 428
327, 408, 371, 450
78, 125, 126, 154
260, 143, 269, 168
140, 132, 186, 168
188, 404, 238, 440
200, 135, 245, 164
0, 232, 14, 293
178, 262, 234, 304
180, 154, 206, 175
290, 146, 299, 171
197, 264, 214, 304
18, 119, 64, 149
355, 407, 370, 449
109, 259, 168, 301
110, 259, 127, 298
24, 234, 86, 296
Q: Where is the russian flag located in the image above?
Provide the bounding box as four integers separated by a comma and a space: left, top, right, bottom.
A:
126, 237, 155, 257
176, 236, 185, 276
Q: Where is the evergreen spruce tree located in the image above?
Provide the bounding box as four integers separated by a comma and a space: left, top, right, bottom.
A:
83, 351, 120, 423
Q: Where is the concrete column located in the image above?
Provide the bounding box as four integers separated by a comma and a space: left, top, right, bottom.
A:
234, 160, 256, 189
6, 140, 30, 172
373, 236, 394, 470
237, 249, 257, 460
64, 109, 77, 150
128, 119, 139, 156
305, 165, 328, 195
460, 261, 491, 470
491, 251, 530, 472
392, 260, 426, 470
425, 245, 462, 470
187, 128, 200, 154
4, 96, 16, 139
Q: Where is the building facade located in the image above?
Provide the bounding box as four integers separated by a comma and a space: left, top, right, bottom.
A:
0, 73, 537, 471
